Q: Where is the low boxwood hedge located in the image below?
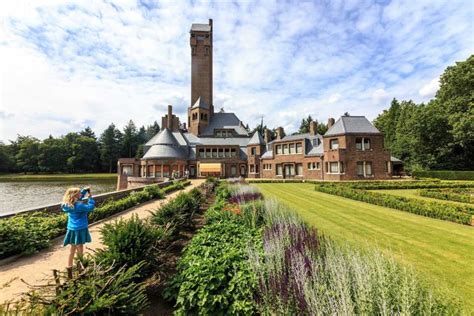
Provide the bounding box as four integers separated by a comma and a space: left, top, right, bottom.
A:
413, 170, 474, 180
419, 188, 473, 204
314, 184, 473, 225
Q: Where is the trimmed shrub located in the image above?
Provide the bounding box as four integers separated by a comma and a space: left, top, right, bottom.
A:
413, 170, 474, 180
419, 188, 473, 204
314, 184, 473, 224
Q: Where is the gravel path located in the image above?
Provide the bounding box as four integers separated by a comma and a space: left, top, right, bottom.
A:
0, 179, 204, 304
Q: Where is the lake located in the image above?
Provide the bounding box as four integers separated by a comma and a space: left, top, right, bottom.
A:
0, 180, 117, 216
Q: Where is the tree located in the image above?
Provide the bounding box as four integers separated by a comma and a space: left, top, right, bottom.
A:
80, 127, 97, 139
145, 121, 160, 141
121, 120, 139, 158
297, 115, 313, 134
0, 142, 15, 172
64, 133, 100, 173
15, 136, 40, 173
99, 123, 122, 173
38, 136, 67, 172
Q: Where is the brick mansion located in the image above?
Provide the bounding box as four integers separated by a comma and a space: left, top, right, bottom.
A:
117, 20, 402, 189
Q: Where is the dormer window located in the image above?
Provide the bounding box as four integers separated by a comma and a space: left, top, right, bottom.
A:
312, 138, 319, 146
330, 139, 339, 149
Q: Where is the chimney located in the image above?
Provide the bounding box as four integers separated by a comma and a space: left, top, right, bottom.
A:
327, 118, 335, 129
309, 120, 318, 135
264, 128, 271, 144
209, 18, 213, 29
276, 127, 284, 140
167, 105, 173, 130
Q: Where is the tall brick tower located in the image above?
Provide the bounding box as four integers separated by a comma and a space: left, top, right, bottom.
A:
188, 19, 213, 136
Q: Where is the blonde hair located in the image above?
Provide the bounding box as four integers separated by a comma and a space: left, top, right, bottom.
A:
62, 187, 81, 207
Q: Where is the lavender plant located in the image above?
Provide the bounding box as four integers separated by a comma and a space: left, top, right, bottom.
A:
249, 198, 461, 315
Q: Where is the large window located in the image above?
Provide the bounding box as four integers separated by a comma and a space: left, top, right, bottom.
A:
296, 143, 303, 153
356, 138, 371, 150
283, 144, 289, 154
365, 162, 372, 176
330, 139, 339, 149
199, 148, 205, 158
276, 164, 283, 176
251, 147, 256, 156
296, 164, 303, 176
357, 161, 373, 176
289, 144, 295, 154
206, 148, 211, 158
231, 148, 237, 157
212, 149, 217, 158
218, 148, 224, 158
329, 162, 339, 173
225, 148, 231, 158
308, 162, 320, 170
276, 145, 282, 155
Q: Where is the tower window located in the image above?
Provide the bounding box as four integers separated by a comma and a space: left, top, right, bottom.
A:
205, 47, 209, 55
192, 47, 196, 55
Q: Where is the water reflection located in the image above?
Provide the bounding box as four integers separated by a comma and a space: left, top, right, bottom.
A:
0, 181, 116, 215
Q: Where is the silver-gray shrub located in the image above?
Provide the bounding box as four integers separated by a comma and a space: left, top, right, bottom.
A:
249, 198, 461, 315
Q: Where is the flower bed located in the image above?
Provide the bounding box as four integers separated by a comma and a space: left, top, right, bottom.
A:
314, 183, 473, 225
0, 180, 190, 260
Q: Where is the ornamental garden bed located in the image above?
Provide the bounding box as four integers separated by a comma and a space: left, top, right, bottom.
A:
419, 188, 473, 204
0, 179, 216, 315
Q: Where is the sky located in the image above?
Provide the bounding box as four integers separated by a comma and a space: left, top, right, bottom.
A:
0, 0, 472, 143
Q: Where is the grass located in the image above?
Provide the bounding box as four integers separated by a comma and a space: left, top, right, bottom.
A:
0, 173, 117, 182
373, 189, 472, 207
254, 183, 474, 312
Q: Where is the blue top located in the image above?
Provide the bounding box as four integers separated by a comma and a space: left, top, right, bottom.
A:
61, 197, 95, 231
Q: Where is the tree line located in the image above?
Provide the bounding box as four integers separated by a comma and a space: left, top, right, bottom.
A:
374, 55, 473, 171
0, 121, 160, 174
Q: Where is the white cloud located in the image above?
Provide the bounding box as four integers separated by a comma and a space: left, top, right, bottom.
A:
419, 77, 440, 98
0, 0, 472, 140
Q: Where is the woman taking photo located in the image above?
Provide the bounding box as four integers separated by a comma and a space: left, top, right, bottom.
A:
61, 187, 95, 274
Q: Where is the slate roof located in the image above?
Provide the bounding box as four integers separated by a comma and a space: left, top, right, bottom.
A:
248, 132, 264, 145
325, 116, 380, 136
200, 112, 249, 136
143, 129, 187, 160
391, 156, 403, 163
191, 24, 211, 32
191, 97, 209, 109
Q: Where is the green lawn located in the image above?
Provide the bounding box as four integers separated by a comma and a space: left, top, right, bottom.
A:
372, 188, 472, 207
254, 183, 474, 312
0, 173, 117, 182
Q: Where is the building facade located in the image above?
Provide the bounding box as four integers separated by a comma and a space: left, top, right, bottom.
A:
117, 20, 401, 189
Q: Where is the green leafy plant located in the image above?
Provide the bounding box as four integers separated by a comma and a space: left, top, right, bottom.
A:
94, 214, 169, 279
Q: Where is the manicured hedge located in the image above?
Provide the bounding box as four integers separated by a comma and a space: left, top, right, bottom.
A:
0, 180, 190, 259
345, 180, 474, 190
413, 170, 474, 180
314, 184, 473, 225
419, 188, 473, 204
